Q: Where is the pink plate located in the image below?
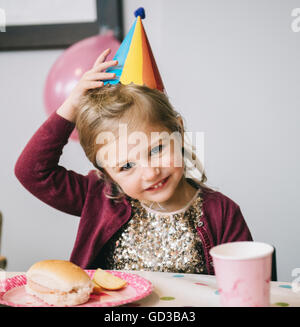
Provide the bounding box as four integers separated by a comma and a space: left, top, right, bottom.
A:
0, 270, 153, 307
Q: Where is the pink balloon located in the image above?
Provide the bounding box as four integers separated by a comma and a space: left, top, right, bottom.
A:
44, 32, 120, 141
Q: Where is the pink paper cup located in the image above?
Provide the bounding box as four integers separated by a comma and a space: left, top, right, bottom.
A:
210, 241, 274, 307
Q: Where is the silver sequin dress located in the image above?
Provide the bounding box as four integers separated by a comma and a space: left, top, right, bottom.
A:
101, 187, 207, 274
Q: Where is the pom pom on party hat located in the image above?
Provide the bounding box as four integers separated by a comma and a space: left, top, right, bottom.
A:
105, 7, 165, 92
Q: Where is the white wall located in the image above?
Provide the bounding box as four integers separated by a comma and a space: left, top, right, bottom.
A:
0, 0, 299, 281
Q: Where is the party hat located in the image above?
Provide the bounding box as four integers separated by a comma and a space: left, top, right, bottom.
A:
105, 7, 164, 92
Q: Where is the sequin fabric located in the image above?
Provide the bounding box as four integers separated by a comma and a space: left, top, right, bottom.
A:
102, 188, 207, 274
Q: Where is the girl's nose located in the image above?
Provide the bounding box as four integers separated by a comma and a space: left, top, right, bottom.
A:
142, 166, 161, 181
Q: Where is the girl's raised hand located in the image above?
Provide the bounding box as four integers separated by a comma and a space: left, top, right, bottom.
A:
56, 48, 118, 123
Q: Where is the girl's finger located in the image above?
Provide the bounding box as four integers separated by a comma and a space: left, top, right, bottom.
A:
92, 60, 118, 73
92, 48, 111, 68
82, 80, 104, 90
85, 72, 116, 81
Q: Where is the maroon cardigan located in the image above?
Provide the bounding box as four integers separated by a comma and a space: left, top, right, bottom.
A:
14, 112, 252, 274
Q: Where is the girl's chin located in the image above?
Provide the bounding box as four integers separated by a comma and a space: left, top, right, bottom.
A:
145, 192, 171, 202
143, 187, 175, 204
132, 173, 183, 201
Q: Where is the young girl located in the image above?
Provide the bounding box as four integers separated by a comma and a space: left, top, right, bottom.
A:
15, 48, 252, 275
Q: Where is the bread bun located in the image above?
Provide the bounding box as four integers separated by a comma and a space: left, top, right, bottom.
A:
26, 260, 93, 306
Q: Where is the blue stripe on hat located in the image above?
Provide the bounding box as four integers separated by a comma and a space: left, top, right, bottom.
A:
104, 18, 137, 85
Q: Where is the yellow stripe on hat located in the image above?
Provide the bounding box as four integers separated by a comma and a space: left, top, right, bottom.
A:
120, 16, 143, 85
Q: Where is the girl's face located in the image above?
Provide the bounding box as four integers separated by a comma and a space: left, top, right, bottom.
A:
96, 120, 185, 205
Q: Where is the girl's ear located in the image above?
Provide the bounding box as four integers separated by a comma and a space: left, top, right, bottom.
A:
176, 115, 184, 130
176, 115, 184, 146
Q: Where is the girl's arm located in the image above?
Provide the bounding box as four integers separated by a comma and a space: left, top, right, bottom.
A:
221, 205, 253, 243
15, 49, 118, 216
14, 112, 88, 216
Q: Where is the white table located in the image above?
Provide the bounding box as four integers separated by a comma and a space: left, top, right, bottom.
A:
1, 271, 300, 307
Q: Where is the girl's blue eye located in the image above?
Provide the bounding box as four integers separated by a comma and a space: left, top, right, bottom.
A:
120, 162, 135, 171
151, 144, 164, 155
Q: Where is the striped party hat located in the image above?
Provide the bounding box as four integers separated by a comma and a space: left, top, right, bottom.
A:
104, 7, 164, 92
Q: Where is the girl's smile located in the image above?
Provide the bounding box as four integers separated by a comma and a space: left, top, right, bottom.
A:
144, 175, 170, 191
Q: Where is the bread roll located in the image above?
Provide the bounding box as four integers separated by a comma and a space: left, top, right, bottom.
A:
26, 260, 93, 306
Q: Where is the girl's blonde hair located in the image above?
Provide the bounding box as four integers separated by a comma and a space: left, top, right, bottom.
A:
76, 83, 210, 201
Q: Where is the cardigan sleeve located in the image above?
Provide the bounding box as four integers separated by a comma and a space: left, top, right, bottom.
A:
221, 205, 253, 243
14, 112, 90, 216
